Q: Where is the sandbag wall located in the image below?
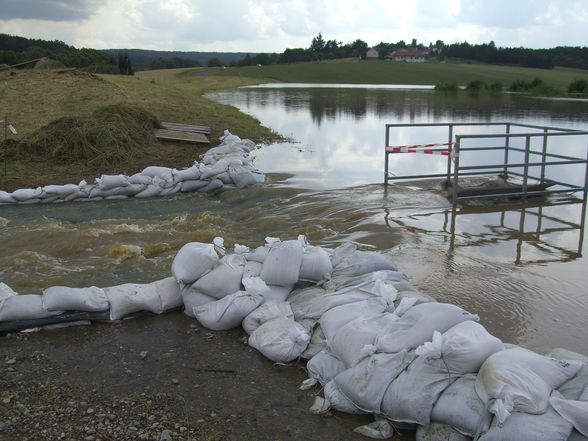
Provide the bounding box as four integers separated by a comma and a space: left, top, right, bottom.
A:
0, 130, 264, 205
1, 236, 587, 441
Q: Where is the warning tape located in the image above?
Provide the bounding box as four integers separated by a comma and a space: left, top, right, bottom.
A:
386, 141, 457, 157
387, 141, 455, 150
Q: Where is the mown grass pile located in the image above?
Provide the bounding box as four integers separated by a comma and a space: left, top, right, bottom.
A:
12, 104, 160, 166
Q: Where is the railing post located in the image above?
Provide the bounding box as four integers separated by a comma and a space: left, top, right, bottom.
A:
446, 124, 454, 184
503, 123, 511, 180
540, 128, 548, 184
522, 135, 531, 199
384, 124, 389, 185
452, 136, 461, 207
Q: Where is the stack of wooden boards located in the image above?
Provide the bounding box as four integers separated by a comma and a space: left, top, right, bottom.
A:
155, 121, 211, 144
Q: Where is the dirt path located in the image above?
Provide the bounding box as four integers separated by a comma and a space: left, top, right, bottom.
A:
0, 312, 415, 441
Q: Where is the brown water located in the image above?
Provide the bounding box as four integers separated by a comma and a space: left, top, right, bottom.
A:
1, 86, 587, 356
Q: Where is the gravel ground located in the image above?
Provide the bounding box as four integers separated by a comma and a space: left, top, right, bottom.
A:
0, 312, 415, 441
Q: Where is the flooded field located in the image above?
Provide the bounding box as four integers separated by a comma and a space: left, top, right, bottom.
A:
1, 85, 588, 357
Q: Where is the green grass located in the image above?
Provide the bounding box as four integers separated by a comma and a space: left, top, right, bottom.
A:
215, 59, 588, 91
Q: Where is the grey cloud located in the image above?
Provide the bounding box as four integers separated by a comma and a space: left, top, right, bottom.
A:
0, 0, 101, 21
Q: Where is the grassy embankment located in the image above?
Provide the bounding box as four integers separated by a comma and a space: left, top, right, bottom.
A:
0, 68, 277, 191
215, 58, 588, 92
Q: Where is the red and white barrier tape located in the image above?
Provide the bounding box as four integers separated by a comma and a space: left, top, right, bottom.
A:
387, 141, 455, 150
386, 141, 457, 157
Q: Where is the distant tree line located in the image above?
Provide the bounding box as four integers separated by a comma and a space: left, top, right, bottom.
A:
150, 56, 201, 69
0, 33, 132, 74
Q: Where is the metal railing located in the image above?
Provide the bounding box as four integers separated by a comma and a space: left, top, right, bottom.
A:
384, 122, 588, 206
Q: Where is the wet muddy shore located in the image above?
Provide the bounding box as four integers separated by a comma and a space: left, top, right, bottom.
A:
0, 312, 414, 441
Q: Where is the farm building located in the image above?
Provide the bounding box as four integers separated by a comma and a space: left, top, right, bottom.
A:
386, 49, 428, 62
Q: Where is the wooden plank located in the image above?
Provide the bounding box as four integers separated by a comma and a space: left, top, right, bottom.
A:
161, 121, 211, 135
155, 129, 210, 144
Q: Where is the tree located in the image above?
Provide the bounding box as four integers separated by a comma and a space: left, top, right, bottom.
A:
310, 33, 326, 54
207, 57, 223, 67
350, 39, 368, 58
411, 38, 417, 48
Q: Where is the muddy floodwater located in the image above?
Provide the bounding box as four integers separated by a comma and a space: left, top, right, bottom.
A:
2, 86, 588, 357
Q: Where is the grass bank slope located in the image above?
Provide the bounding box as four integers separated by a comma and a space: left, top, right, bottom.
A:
215, 59, 588, 90
0, 68, 277, 190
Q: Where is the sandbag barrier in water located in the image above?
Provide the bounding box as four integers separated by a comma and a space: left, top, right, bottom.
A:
0, 130, 264, 205
1, 237, 587, 441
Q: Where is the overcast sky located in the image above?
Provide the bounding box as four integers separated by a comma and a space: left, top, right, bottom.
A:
0, 0, 586, 52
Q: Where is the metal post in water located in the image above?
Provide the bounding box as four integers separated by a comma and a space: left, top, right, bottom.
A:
384, 125, 389, 185
503, 123, 511, 180
446, 124, 454, 184
452, 136, 461, 207
522, 135, 531, 199
540, 128, 548, 184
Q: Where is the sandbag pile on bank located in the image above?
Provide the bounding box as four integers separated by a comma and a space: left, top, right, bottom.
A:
0, 130, 264, 205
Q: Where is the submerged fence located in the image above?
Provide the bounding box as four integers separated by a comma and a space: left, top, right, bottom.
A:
384, 122, 588, 206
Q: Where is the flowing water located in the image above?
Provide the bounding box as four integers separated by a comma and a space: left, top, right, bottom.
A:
1, 85, 588, 355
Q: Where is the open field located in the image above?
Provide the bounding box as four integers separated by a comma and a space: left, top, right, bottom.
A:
215, 59, 588, 90
0, 68, 277, 191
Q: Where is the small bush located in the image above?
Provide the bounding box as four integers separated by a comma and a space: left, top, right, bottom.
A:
488, 81, 504, 92
435, 82, 459, 92
466, 80, 485, 92
568, 79, 588, 93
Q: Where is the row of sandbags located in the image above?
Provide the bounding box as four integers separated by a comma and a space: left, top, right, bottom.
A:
169, 236, 588, 441
0, 130, 264, 205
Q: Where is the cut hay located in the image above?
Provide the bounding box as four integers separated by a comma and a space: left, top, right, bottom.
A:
14, 104, 160, 166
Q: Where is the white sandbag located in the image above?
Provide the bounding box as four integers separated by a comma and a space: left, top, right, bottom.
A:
260, 240, 304, 286
331, 313, 401, 368
151, 277, 183, 311
42, 286, 109, 312
171, 242, 220, 286
180, 180, 209, 192
431, 374, 492, 437
134, 183, 163, 198
480, 390, 574, 441
261, 284, 293, 303
416, 321, 504, 374
198, 179, 223, 193
324, 380, 366, 415
289, 286, 375, 322
96, 174, 129, 190
128, 173, 153, 185
181, 287, 215, 318
42, 183, 80, 196
0, 190, 15, 204
194, 291, 264, 331
306, 350, 347, 387
248, 316, 310, 362
229, 166, 259, 189
11, 188, 42, 202
106, 283, 163, 320
240, 139, 256, 151
0, 294, 63, 321
375, 302, 479, 354
159, 182, 182, 196
173, 165, 201, 183
549, 387, 588, 438
214, 171, 232, 184
381, 354, 460, 426
569, 430, 588, 441
103, 183, 146, 197
299, 246, 332, 282
334, 350, 417, 413
193, 254, 245, 299
243, 260, 262, 279
325, 269, 407, 293
245, 246, 269, 263
416, 423, 471, 441
141, 166, 174, 184
331, 243, 396, 278
302, 325, 327, 359
353, 419, 395, 440
475, 347, 583, 424
200, 159, 231, 180
242, 301, 293, 335
0, 282, 18, 301
320, 297, 393, 344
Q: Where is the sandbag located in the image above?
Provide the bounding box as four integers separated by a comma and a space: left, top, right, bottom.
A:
375, 302, 479, 354
192, 254, 246, 299
475, 347, 583, 424
96, 174, 129, 190
171, 242, 220, 286
0, 190, 15, 204
141, 166, 174, 185
325, 269, 407, 293
243, 260, 263, 279
229, 167, 260, 189
180, 179, 209, 192
245, 246, 269, 263
416, 321, 504, 374
306, 350, 347, 387
0, 282, 17, 301
11, 188, 42, 202
135, 183, 163, 198
260, 240, 304, 286
242, 301, 293, 335
299, 245, 333, 282
416, 423, 471, 441
128, 173, 153, 185
248, 316, 310, 363
334, 350, 417, 414
480, 390, 574, 441
42, 286, 109, 312
324, 380, 366, 415
194, 291, 264, 331
150, 277, 183, 311
381, 355, 461, 426
331, 313, 401, 368
173, 165, 201, 183
198, 178, 223, 193
301, 325, 327, 359
261, 284, 293, 303
181, 287, 215, 318
159, 182, 182, 196
431, 374, 492, 437
547, 348, 588, 400
331, 244, 396, 279
549, 387, 588, 438
289, 287, 375, 322
42, 183, 80, 196
105, 283, 163, 320
0, 294, 63, 321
